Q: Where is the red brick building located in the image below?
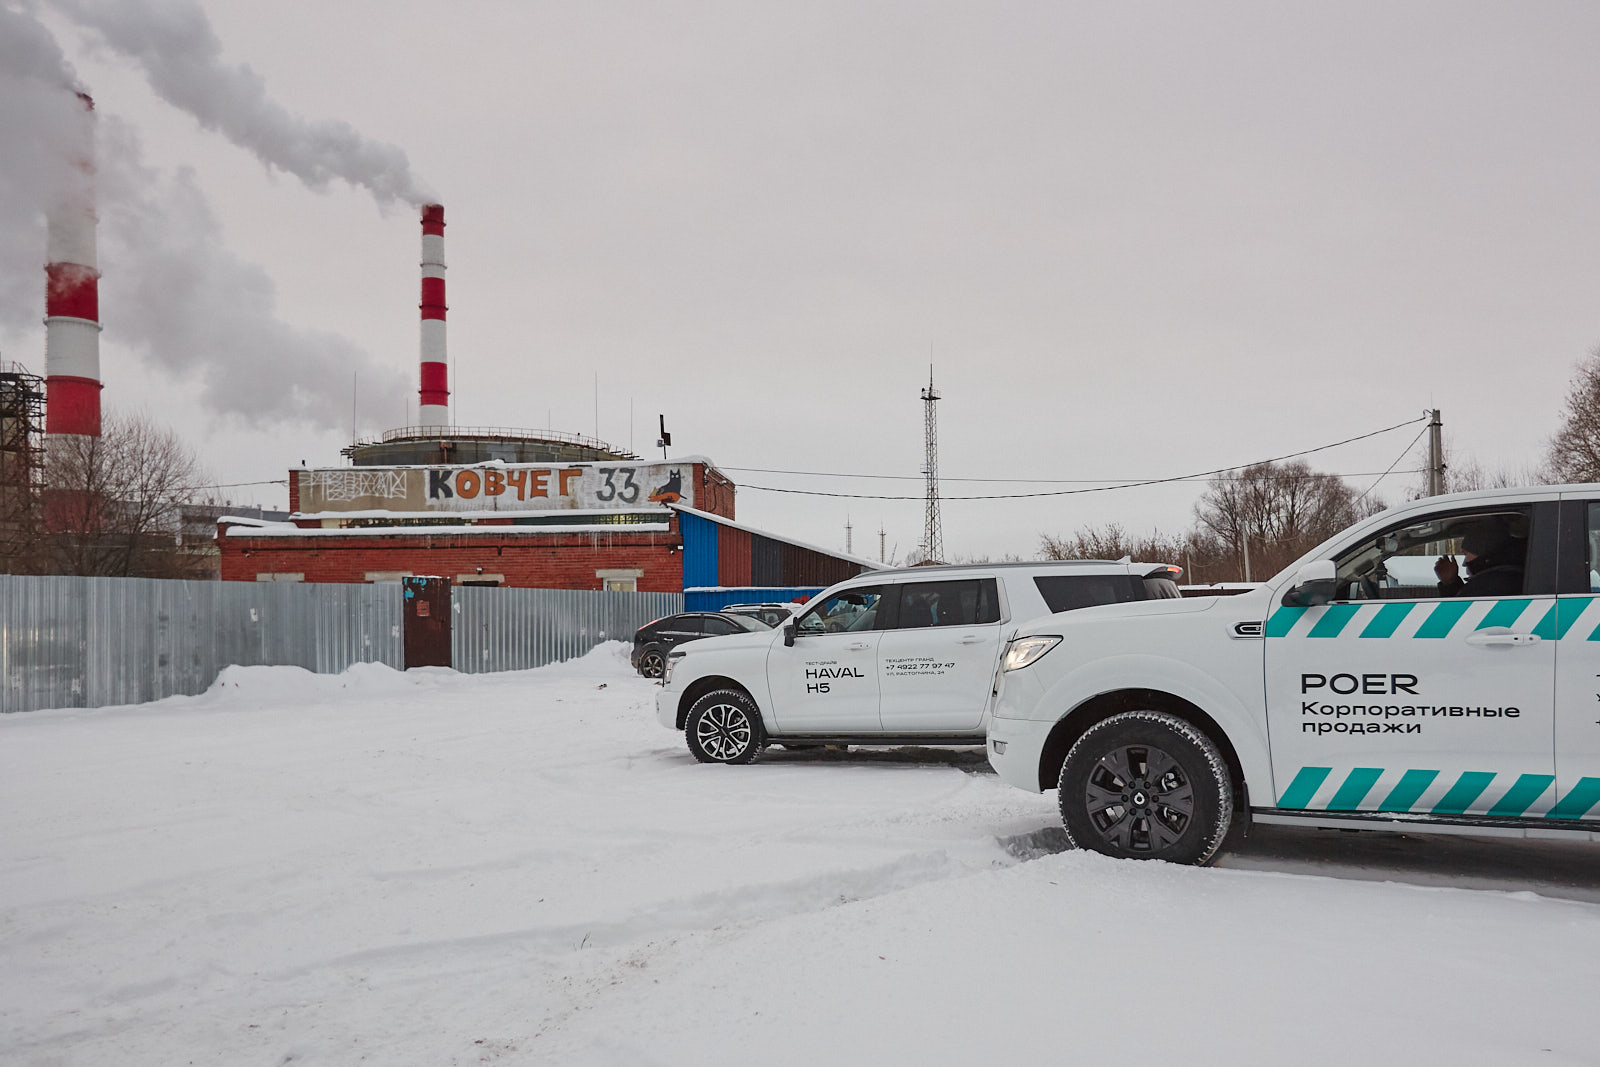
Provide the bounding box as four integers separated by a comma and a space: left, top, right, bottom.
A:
220, 459, 736, 591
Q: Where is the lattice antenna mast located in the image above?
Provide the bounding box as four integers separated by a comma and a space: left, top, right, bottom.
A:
920, 366, 943, 564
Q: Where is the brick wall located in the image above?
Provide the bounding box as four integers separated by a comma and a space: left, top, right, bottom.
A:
220, 528, 684, 590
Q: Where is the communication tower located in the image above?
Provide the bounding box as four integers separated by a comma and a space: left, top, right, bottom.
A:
920, 367, 944, 564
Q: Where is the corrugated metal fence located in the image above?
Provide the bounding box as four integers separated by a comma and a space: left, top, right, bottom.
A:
451, 586, 680, 674
0, 575, 682, 714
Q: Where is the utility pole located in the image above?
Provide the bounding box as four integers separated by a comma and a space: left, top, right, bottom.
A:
1426, 409, 1445, 496
920, 367, 944, 565
845, 515, 853, 555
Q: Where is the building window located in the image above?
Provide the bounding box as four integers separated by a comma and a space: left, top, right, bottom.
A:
597, 568, 642, 592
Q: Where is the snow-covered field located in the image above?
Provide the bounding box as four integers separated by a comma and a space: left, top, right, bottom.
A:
4, 644, 1598, 1066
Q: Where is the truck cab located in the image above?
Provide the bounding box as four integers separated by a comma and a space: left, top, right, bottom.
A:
988, 484, 1600, 865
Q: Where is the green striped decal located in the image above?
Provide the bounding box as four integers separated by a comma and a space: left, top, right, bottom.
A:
1277, 766, 1332, 809
1307, 604, 1361, 638
1280, 768, 1600, 821
1431, 771, 1496, 814
1327, 767, 1384, 810
1265, 606, 1308, 637
1265, 598, 1580, 639
1532, 598, 1592, 640
1487, 774, 1554, 817
1475, 598, 1531, 630
1359, 602, 1415, 639
1378, 769, 1439, 812
1413, 600, 1473, 639
1548, 778, 1600, 820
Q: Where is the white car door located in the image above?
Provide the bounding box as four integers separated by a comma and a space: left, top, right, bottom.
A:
1552, 495, 1600, 821
765, 585, 885, 733
1263, 501, 1558, 819
877, 578, 1004, 733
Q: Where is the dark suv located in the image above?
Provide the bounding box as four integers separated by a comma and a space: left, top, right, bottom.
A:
720, 603, 801, 628
632, 612, 772, 678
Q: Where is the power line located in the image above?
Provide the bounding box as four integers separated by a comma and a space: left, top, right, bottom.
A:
1354, 425, 1430, 506
736, 415, 1429, 502
721, 416, 1429, 485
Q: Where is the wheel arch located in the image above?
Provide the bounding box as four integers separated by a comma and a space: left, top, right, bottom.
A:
1035, 689, 1249, 809
674, 675, 758, 730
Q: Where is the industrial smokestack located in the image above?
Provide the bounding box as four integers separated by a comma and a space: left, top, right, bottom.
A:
44, 91, 101, 444
418, 203, 448, 427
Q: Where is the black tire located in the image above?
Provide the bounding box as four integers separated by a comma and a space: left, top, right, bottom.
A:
1057, 711, 1233, 866
685, 689, 765, 765
638, 648, 666, 679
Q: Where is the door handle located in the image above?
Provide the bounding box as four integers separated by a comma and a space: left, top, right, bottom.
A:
958, 635, 984, 644
1465, 630, 1541, 647
845, 641, 871, 651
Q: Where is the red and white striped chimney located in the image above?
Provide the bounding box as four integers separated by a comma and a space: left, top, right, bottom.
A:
45, 92, 102, 445
418, 203, 449, 427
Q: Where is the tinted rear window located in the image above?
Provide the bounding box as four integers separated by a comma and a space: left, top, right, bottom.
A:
1033, 574, 1142, 613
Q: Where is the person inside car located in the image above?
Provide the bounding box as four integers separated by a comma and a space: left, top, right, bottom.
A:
1434, 519, 1525, 598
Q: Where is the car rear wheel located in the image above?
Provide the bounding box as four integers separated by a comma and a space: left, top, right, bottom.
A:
686, 689, 765, 765
1057, 710, 1232, 866
638, 649, 666, 678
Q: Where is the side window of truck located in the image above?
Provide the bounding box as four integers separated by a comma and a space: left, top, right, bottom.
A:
891, 579, 999, 629
796, 587, 885, 635
1033, 574, 1141, 613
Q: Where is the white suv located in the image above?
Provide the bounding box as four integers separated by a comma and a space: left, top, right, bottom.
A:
656, 560, 1181, 763
989, 484, 1600, 865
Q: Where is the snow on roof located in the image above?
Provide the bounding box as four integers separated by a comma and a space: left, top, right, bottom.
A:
668, 504, 888, 570
223, 522, 670, 539
288, 507, 670, 522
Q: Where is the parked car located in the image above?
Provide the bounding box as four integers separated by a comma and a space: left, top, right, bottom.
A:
632, 612, 772, 678
655, 559, 1182, 761
719, 602, 802, 628
989, 483, 1600, 866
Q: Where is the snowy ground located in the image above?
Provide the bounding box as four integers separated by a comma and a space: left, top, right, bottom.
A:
3, 643, 1598, 1066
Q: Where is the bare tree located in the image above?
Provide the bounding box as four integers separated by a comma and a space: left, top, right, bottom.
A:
37, 409, 213, 577
1193, 461, 1374, 581
1546, 348, 1600, 483
1040, 522, 1186, 565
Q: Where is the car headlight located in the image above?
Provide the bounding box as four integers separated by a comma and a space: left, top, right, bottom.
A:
664, 652, 683, 684
1002, 635, 1061, 672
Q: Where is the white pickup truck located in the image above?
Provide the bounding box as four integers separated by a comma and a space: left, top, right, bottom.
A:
988, 484, 1600, 865
656, 559, 1181, 763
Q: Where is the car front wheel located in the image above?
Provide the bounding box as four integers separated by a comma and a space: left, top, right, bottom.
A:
1057, 710, 1232, 866
638, 649, 666, 678
685, 689, 765, 765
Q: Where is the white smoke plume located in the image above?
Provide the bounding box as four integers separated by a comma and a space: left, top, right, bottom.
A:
47, 0, 433, 209
0, 2, 89, 336
0, 1, 409, 431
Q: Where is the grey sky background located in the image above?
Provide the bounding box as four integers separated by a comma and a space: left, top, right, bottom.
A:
2, 1, 1597, 565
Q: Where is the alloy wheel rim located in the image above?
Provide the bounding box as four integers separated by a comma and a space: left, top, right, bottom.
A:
1082, 743, 1196, 853
641, 652, 664, 678
695, 703, 752, 761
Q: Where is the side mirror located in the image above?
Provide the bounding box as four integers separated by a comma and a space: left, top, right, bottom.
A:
783, 621, 797, 647
1282, 560, 1338, 607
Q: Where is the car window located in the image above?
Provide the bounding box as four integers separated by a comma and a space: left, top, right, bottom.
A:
1033, 574, 1141, 613
1141, 577, 1182, 599
723, 614, 770, 632
1333, 506, 1532, 601
1588, 503, 1600, 592
672, 615, 706, 634
703, 616, 740, 635
796, 586, 885, 635
892, 579, 999, 629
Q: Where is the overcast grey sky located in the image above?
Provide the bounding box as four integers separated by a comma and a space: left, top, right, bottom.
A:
2, 1, 1596, 564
